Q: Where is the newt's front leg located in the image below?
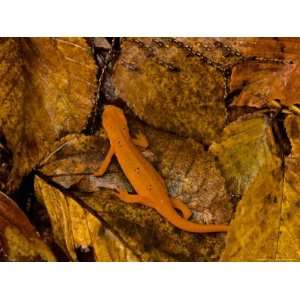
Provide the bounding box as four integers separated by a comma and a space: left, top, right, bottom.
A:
131, 132, 149, 148
94, 146, 115, 176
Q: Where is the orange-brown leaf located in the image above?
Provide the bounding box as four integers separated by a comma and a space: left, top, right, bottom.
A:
228, 38, 300, 108
0, 191, 55, 261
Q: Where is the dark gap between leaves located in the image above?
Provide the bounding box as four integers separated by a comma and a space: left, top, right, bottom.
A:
271, 112, 291, 157
83, 37, 121, 135
13, 172, 69, 261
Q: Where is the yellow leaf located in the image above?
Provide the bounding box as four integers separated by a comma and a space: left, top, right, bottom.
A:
211, 113, 300, 261
210, 113, 279, 197
35, 176, 139, 262
221, 160, 283, 261
277, 115, 300, 260
0, 38, 97, 191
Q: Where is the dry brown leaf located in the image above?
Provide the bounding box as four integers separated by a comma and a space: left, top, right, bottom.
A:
112, 38, 227, 145
227, 38, 300, 108
230, 62, 296, 108
0, 191, 55, 261
0, 38, 97, 191
94, 38, 111, 50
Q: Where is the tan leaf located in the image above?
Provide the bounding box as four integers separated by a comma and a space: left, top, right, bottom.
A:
0, 191, 55, 261
0, 38, 97, 191
112, 38, 226, 145
94, 38, 111, 50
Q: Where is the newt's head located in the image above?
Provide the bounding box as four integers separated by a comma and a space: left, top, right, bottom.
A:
102, 105, 129, 137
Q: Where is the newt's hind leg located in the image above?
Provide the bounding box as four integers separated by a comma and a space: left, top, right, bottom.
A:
113, 189, 151, 206
131, 131, 149, 148
171, 198, 192, 219
94, 146, 114, 176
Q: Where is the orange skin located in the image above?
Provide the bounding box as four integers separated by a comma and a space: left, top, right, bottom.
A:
94, 105, 228, 233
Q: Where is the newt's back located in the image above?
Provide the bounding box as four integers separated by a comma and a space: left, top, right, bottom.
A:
102, 105, 169, 204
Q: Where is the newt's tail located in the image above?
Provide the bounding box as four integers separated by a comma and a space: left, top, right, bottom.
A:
158, 205, 229, 233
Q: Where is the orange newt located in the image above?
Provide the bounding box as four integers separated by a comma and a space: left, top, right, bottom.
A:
94, 105, 228, 233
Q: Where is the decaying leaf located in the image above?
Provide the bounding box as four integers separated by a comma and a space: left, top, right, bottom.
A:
0, 38, 97, 192
0, 191, 55, 261
112, 38, 227, 145
211, 112, 300, 261
36, 113, 231, 261
227, 38, 300, 108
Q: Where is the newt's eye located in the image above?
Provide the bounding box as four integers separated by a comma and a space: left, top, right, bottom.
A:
148, 185, 152, 191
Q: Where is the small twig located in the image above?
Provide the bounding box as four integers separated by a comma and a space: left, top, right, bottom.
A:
38, 138, 77, 168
